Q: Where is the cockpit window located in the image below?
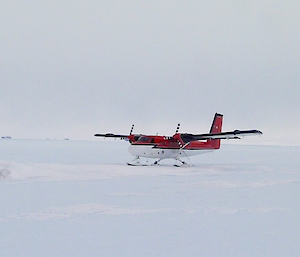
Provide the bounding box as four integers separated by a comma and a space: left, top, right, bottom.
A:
134, 136, 141, 141
181, 134, 195, 144
138, 136, 150, 142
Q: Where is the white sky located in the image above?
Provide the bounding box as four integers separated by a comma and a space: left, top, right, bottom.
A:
1, 1, 299, 145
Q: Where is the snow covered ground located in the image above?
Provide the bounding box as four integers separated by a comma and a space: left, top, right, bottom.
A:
1, 139, 300, 257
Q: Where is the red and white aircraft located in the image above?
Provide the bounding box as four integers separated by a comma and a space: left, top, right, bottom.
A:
95, 113, 262, 166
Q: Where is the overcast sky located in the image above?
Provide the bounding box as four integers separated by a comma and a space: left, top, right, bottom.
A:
1, 1, 300, 145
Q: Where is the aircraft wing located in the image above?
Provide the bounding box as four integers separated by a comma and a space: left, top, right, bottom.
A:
94, 133, 129, 139
181, 130, 263, 142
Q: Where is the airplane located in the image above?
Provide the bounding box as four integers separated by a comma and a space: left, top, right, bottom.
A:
94, 113, 262, 166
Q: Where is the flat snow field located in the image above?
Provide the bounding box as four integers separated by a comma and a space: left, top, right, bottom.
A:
1, 139, 300, 257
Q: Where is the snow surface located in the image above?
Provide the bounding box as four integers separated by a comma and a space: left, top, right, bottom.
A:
1, 139, 300, 257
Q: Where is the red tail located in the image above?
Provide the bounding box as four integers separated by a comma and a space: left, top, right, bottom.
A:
208, 113, 223, 149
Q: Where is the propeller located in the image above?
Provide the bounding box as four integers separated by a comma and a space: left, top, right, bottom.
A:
130, 124, 134, 135
175, 123, 180, 134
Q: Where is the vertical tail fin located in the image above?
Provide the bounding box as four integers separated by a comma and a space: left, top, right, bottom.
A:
210, 113, 223, 133
209, 113, 223, 149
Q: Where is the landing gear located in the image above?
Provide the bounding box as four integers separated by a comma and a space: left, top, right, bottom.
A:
174, 159, 188, 167
154, 158, 189, 167
127, 156, 142, 166
127, 157, 190, 167
153, 159, 162, 165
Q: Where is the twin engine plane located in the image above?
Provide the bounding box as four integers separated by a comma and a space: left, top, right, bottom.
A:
94, 113, 262, 166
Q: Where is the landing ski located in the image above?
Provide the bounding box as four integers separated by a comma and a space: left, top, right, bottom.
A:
127, 162, 148, 166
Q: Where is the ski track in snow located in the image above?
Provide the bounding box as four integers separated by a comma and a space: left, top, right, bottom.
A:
0, 161, 295, 178
0, 204, 290, 222
0, 160, 297, 223
1, 161, 299, 188
1, 142, 300, 257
